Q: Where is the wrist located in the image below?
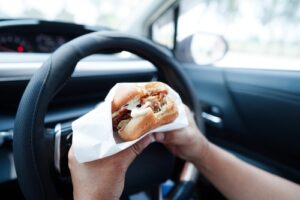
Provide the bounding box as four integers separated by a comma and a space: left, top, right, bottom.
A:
190, 135, 211, 171
73, 191, 97, 200
74, 191, 119, 200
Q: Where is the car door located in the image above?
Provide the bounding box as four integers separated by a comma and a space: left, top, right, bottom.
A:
150, 0, 300, 184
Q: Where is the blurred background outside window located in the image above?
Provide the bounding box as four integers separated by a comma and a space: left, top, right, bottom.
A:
155, 0, 300, 69
0, 0, 145, 29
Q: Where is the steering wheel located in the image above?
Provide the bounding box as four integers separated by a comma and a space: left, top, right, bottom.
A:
13, 31, 203, 199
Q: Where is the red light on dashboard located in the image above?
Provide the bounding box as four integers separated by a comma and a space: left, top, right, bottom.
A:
17, 45, 24, 52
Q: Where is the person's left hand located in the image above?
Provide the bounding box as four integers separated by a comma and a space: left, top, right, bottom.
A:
68, 135, 154, 200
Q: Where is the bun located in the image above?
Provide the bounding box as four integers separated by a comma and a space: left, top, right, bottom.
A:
112, 82, 178, 141
156, 98, 178, 125
118, 108, 156, 141
111, 84, 144, 113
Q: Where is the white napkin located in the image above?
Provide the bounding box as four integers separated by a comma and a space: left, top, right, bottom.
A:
72, 82, 189, 163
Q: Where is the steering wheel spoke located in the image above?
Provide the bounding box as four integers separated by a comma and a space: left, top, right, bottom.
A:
53, 122, 73, 176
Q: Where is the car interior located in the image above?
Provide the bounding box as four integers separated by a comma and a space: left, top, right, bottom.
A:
0, 0, 299, 199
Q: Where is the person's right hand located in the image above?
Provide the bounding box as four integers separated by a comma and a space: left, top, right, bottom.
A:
154, 105, 209, 164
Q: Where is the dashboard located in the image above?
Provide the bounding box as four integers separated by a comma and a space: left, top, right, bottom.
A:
0, 33, 70, 53
0, 19, 108, 53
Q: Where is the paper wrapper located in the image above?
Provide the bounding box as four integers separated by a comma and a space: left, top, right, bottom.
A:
72, 82, 188, 163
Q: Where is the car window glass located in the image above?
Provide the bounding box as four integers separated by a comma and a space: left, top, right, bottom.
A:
178, 0, 300, 70
0, 0, 149, 29
152, 9, 175, 49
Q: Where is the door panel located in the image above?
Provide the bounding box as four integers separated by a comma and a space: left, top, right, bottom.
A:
184, 63, 300, 183
184, 64, 246, 134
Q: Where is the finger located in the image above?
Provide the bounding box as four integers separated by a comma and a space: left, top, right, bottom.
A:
164, 130, 183, 144
131, 134, 154, 155
121, 134, 155, 164
68, 146, 76, 166
154, 131, 184, 145
154, 132, 165, 142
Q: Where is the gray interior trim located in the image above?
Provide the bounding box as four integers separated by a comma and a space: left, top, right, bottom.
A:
0, 60, 156, 81
0, 19, 39, 27
54, 124, 61, 173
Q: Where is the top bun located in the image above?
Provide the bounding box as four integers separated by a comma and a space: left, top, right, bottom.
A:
111, 82, 167, 113
111, 83, 144, 113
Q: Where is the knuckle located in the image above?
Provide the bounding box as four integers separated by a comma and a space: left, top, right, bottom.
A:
67, 148, 76, 169
132, 143, 141, 155
165, 133, 176, 143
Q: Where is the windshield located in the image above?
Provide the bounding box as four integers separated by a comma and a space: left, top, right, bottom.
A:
0, 0, 146, 29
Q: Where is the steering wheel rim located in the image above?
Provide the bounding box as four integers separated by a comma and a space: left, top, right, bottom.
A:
13, 31, 203, 199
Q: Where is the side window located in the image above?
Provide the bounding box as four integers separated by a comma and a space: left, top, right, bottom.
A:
177, 0, 300, 69
151, 8, 175, 49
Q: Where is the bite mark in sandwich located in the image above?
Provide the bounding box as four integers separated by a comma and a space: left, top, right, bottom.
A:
112, 82, 178, 141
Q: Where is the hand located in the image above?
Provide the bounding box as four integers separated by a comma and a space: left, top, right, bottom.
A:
68, 135, 154, 200
154, 105, 209, 165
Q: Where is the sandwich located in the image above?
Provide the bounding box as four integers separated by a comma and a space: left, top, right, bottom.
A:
112, 82, 178, 141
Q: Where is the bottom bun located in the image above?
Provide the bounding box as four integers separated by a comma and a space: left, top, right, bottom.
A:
118, 100, 178, 141
118, 109, 157, 141
156, 100, 178, 126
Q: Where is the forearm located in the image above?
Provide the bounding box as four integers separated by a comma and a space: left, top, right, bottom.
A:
193, 142, 300, 200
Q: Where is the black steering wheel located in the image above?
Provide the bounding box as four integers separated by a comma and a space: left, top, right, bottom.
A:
13, 31, 203, 199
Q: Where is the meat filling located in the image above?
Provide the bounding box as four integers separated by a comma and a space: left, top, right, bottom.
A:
112, 108, 131, 131
112, 89, 168, 132
142, 90, 168, 112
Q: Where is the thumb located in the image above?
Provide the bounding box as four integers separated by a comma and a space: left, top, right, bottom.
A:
120, 134, 155, 165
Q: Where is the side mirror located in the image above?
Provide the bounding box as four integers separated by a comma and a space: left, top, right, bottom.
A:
175, 32, 228, 65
